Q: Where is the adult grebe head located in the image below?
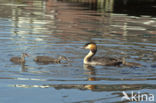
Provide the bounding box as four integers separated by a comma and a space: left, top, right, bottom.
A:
83, 42, 97, 52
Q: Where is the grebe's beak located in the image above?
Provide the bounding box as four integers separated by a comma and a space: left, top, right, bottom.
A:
80, 46, 85, 49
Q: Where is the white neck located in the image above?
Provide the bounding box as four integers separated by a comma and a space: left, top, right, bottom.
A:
84, 50, 95, 64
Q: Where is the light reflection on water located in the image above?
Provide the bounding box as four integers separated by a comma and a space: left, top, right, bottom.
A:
0, 0, 156, 102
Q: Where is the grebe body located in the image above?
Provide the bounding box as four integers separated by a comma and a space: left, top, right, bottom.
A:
34, 55, 68, 64
10, 53, 29, 64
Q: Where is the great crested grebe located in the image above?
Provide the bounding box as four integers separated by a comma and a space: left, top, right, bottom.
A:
10, 53, 29, 64
82, 42, 122, 66
34, 55, 68, 64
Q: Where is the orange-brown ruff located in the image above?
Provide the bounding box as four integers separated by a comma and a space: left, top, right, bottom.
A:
10, 53, 29, 64
83, 42, 122, 66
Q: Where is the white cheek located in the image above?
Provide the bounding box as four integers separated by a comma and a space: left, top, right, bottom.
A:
85, 46, 90, 49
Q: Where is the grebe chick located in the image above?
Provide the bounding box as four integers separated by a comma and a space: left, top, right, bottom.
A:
122, 57, 142, 67
34, 55, 68, 64
10, 53, 29, 64
82, 42, 122, 66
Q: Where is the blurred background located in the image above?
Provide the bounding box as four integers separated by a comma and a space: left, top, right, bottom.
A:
0, 0, 156, 102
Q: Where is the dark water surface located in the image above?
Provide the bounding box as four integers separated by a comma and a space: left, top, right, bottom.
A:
0, 0, 156, 103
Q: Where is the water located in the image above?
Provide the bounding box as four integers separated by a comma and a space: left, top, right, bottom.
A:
0, 0, 156, 103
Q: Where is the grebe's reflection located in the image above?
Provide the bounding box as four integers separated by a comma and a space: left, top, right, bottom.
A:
83, 64, 96, 90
